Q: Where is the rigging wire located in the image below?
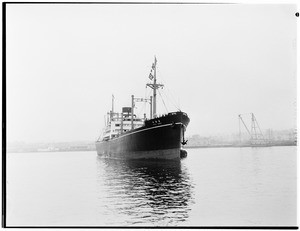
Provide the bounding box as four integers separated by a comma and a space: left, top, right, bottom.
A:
157, 89, 168, 113
160, 89, 180, 111
156, 65, 181, 111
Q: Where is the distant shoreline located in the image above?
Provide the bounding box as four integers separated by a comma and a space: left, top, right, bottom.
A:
7, 143, 296, 153
185, 143, 296, 149
7, 150, 96, 154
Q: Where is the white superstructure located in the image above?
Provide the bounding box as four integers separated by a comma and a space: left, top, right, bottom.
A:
100, 111, 145, 141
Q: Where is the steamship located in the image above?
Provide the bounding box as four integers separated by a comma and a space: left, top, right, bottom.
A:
95, 57, 190, 160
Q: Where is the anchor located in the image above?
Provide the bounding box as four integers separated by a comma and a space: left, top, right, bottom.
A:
181, 126, 188, 145
181, 139, 188, 145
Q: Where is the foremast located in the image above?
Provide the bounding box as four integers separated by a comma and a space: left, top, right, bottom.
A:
146, 56, 164, 118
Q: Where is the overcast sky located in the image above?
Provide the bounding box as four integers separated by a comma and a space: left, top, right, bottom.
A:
6, 3, 297, 143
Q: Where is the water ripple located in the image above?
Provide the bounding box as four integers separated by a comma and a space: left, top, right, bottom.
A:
96, 157, 194, 226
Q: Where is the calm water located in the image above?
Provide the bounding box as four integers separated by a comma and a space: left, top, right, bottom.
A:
6, 146, 297, 226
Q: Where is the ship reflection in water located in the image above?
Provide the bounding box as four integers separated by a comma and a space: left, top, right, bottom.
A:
96, 156, 194, 226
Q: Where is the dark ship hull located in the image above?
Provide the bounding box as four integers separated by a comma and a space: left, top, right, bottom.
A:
96, 111, 190, 160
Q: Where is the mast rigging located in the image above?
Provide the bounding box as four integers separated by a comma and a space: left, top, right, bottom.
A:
146, 56, 164, 118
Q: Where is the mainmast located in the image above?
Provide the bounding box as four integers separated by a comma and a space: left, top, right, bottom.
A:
112, 94, 114, 114
110, 94, 115, 121
146, 56, 164, 118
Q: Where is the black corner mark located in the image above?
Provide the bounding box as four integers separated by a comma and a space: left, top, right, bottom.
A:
296, 12, 299, 17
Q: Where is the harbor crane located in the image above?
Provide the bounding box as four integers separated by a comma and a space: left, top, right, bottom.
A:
238, 113, 267, 145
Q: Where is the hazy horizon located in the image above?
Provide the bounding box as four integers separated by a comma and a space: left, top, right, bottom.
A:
6, 3, 297, 143
7, 127, 296, 145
